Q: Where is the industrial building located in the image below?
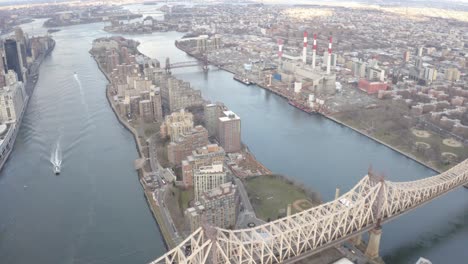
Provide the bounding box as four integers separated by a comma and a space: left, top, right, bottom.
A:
276, 33, 337, 96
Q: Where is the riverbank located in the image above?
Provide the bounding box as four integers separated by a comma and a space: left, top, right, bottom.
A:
44, 14, 142, 28
91, 50, 175, 249
91, 38, 278, 249
326, 115, 442, 173
258, 81, 442, 173
0, 38, 55, 172
174, 44, 444, 174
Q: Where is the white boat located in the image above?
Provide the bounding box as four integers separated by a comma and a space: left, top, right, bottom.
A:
53, 165, 61, 175
415, 257, 432, 264
51, 139, 62, 175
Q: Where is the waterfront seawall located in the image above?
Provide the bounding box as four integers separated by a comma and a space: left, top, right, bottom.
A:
90, 51, 174, 250
325, 115, 441, 173
174, 45, 441, 174
0, 39, 56, 172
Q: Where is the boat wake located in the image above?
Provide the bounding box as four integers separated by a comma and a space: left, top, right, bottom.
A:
50, 139, 62, 174
73, 73, 89, 114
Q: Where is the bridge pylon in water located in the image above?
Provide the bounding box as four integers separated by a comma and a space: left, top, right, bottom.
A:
201, 52, 209, 72
165, 57, 171, 74
149, 159, 468, 264
164, 55, 209, 74
365, 227, 383, 259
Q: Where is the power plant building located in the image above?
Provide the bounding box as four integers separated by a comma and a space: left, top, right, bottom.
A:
277, 33, 336, 96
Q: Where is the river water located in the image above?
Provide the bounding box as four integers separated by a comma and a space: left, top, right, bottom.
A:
0, 22, 165, 264
0, 12, 466, 264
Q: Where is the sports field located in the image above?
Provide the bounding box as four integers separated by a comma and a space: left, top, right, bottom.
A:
244, 175, 318, 221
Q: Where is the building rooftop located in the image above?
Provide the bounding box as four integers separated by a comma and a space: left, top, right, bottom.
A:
197, 163, 224, 173
203, 182, 237, 200
219, 110, 240, 121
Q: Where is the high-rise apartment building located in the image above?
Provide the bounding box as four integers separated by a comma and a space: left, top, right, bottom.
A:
203, 103, 223, 137
139, 99, 154, 122
200, 182, 238, 229
4, 39, 23, 82
106, 50, 120, 73
445, 68, 460, 82
14, 27, 27, 69
167, 125, 209, 165
185, 182, 239, 232
424, 67, 437, 84
0, 78, 25, 122
193, 163, 227, 201
218, 110, 241, 153
185, 203, 204, 233
0, 46, 5, 74
352, 61, 366, 78
151, 90, 163, 122
160, 109, 194, 141
160, 77, 204, 113
403, 50, 411, 62
182, 144, 225, 187
415, 57, 423, 69
0, 46, 5, 88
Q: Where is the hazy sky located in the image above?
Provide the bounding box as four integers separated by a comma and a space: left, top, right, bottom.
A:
0, 0, 467, 5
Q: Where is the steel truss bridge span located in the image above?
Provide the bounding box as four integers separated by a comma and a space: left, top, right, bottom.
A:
150, 159, 468, 264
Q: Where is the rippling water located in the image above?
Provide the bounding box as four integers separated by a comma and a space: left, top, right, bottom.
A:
135, 32, 468, 263
0, 22, 165, 264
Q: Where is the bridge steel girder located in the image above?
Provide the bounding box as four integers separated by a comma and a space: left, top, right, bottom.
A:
150, 159, 468, 264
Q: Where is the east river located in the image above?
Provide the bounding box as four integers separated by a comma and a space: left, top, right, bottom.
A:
0, 12, 467, 264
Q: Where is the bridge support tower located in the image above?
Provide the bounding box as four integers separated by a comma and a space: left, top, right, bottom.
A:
350, 233, 362, 246
165, 57, 171, 74
202, 53, 209, 72
365, 227, 382, 259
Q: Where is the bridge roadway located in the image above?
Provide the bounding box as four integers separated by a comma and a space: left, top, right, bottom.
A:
164, 55, 231, 73
168, 61, 203, 69
150, 159, 468, 264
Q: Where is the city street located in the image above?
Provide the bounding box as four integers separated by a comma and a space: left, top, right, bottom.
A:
233, 177, 265, 229
147, 134, 182, 245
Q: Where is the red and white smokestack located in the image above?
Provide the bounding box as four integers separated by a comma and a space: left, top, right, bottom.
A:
312, 34, 317, 69
277, 39, 283, 58
326, 36, 332, 74
277, 38, 283, 66
302, 31, 308, 64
